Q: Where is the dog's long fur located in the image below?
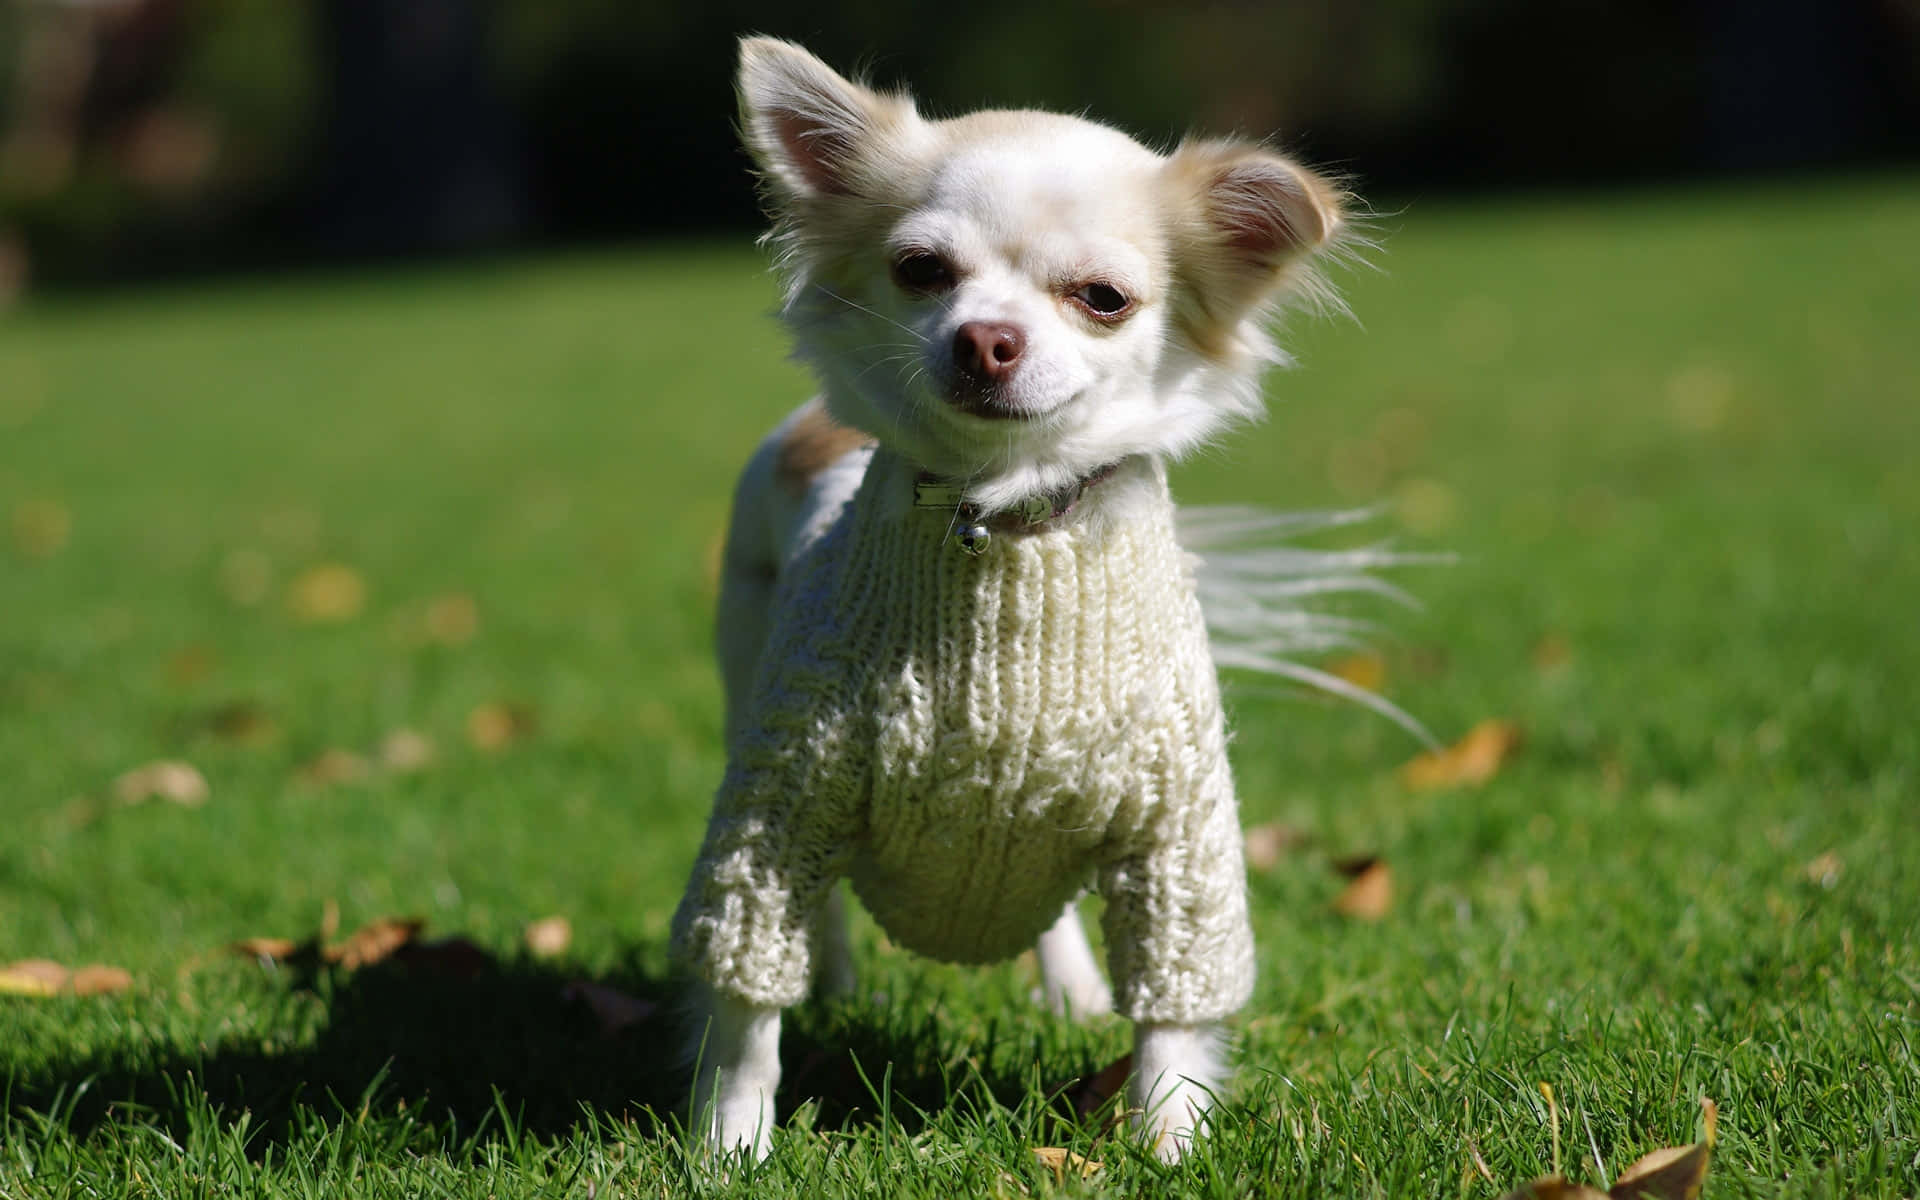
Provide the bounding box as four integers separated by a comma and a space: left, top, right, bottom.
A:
684, 37, 1377, 1162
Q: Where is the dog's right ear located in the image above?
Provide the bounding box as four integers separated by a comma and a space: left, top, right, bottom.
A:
737, 37, 911, 200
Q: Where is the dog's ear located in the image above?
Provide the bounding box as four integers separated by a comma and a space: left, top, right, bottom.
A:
736, 37, 912, 200
1163, 140, 1345, 356
1168, 140, 1342, 266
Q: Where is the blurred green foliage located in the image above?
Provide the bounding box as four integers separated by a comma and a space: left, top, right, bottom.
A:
1, 0, 1914, 287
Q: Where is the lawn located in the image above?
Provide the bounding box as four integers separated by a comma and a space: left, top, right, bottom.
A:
2, 173, 1917, 1198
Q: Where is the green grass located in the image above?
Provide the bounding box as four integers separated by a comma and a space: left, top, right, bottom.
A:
3, 173, 1918, 1197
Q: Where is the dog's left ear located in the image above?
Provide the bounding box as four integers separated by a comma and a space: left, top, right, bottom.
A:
1169, 140, 1342, 264
1165, 141, 1344, 338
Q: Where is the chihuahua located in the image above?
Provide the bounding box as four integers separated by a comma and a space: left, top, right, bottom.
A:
673, 36, 1356, 1162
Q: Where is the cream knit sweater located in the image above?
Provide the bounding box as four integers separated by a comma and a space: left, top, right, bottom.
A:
672, 450, 1254, 1025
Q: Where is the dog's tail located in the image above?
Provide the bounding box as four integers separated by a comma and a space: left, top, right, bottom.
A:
1178, 505, 1443, 746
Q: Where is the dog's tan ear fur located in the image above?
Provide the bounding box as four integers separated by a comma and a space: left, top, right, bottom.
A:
1163, 140, 1345, 362
737, 37, 915, 201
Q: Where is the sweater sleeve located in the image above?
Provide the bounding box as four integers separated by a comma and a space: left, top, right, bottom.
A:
1097, 758, 1255, 1025
670, 714, 869, 1007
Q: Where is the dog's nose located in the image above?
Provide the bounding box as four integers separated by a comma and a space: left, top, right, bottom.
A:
952, 322, 1024, 383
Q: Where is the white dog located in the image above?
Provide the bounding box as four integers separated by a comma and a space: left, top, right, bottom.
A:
674, 36, 1362, 1163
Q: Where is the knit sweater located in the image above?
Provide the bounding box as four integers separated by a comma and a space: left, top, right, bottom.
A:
671, 449, 1254, 1025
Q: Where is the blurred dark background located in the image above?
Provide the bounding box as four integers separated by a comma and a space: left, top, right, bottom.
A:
1, 0, 1916, 297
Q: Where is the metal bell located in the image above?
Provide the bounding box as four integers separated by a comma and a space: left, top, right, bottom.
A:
954, 522, 991, 556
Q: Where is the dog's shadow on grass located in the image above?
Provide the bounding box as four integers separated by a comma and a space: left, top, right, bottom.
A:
15, 954, 1104, 1155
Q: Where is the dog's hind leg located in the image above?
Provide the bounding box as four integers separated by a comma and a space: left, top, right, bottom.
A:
811, 883, 858, 999
1034, 900, 1113, 1018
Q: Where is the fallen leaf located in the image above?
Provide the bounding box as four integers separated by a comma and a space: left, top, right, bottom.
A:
1499, 1097, 1717, 1200
1327, 652, 1386, 693
525, 915, 572, 959
1243, 822, 1307, 871
1399, 719, 1522, 790
379, 728, 436, 772
1030, 1147, 1102, 1181
325, 916, 424, 969
286, 563, 366, 624
424, 593, 480, 645
563, 980, 658, 1036
467, 702, 535, 751
298, 748, 371, 787
10, 498, 71, 558
70, 965, 132, 996
0, 959, 69, 996
0, 960, 132, 997
1498, 1179, 1609, 1200
1609, 1099, 1717, 1200
1332, 857, 1394, 921
113, 760, 209, 807
230, 937, 301, 962
1803, 851, 1842, 889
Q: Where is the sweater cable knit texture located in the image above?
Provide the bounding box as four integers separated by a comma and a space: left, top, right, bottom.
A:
671, 450, 1255, 1024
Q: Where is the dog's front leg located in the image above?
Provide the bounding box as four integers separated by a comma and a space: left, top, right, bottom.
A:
689, 985, 783, 1160
1132, 1021, 1226, 1162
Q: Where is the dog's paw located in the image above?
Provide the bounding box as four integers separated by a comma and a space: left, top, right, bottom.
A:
703, 1083, 776, 1162
1134, 1081, 1209, 1162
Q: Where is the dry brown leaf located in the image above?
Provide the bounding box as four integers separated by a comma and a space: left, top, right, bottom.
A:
467, 702, 536, 751
10, 498, 71, 558
325, 916, 424, 969
424, 593, 480, 645
1030, 1147, 1102, 1181
1327, 652, 1387, 693
1400, 719, 1522, 790
379, 728, 436, 773
1803, 851, 1842, 889
230, 937, 301, 962
286, 563, 366, 624
1332, 857, 1394, 921
1498, 1179, 1609, 1200
1243, 821, 1307, 872
0, 960, 131, 997
70, 965, 132, 996
524, 916, 572, 959
1501, 1098, 1718, 1200
299, 748, 371, 787
1609, 1099, 1717, 1200
563, 980, 658, 1036
0, 959, 70, 996
113, 760, 209, 807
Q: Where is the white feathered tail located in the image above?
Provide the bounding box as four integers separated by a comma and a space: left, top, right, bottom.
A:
1179, 505, 1444, 747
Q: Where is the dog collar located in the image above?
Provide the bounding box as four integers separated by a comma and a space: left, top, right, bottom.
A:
912, 462, 1123, 556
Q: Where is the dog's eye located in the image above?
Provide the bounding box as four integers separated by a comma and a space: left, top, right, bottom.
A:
1071, 282, 1132, 320
891, 251, 954, 294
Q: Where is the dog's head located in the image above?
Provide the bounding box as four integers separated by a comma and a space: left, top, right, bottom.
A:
738, 37, 1348, 513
